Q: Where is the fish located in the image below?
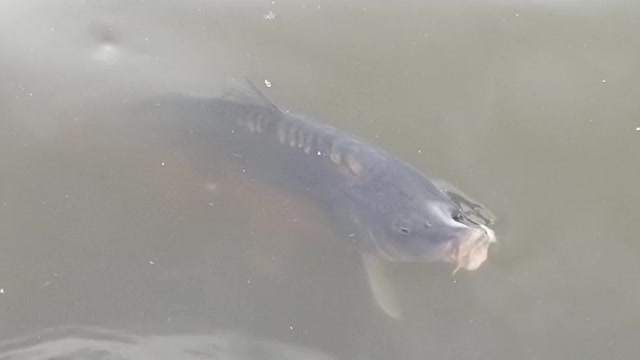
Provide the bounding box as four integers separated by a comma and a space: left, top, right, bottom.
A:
137, 77, 497, 319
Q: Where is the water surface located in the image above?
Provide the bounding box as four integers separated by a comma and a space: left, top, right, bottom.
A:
0, 0, 638, 359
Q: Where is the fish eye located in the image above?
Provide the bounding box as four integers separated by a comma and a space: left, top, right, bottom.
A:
453, 212, 465, 222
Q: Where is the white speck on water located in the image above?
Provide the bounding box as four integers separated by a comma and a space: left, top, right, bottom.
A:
289, 325, 294, 330
515, 13, 520, 16
161, 162, 165, 166
208, 202, 214, 207
601, 79, 606, 83
264, 79, 272, 87
423, 33, 429, 37
29, 93, 33, 96
149, 260, 155, 265
50, 27, 55, 31
317, 151, 321, 156
263, 11, 276, 21
93, 43, 120, 65
247, 279, 251, 285
0, 288, 4, 294
635, 127, 640, 131
204, 182, 218, 192
418, 149, 422, 154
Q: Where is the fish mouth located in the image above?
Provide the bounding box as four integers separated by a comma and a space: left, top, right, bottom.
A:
446, 224, 497, 274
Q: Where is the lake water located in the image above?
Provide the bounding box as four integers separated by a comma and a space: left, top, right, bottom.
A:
0, 0, 638, 359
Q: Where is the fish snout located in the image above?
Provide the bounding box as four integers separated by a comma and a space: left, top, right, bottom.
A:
447, 224, 496, 273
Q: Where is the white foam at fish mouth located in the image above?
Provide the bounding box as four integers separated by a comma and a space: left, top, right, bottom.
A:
449, 224, 497, 274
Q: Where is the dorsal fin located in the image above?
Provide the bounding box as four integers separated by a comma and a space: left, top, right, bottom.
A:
220, 75, 281, 112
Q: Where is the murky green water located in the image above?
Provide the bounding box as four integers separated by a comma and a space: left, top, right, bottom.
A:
1, 0, 638, 359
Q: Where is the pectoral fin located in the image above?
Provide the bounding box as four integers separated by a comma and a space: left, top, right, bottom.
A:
361, 253, 403, 320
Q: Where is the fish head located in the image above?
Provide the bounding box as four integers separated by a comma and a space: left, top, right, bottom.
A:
354, 166, 496, 272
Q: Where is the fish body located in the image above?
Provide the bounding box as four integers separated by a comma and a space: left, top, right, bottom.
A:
138, 77, 497, 318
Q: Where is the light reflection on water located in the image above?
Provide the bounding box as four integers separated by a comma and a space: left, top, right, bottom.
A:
0, 327, 338, 360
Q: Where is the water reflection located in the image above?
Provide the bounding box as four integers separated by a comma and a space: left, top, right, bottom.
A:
0, 327, 338, 360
